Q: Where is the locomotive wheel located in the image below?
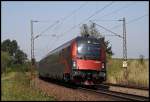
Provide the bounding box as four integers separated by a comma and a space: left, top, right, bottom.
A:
38, 73, 43, 79
63, 74, 70, 82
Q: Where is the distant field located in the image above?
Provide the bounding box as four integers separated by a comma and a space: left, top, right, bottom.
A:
106, 58, 149, 88
1, 71, 56, 101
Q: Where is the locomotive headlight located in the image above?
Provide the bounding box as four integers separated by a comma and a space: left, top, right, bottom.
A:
102, 63, 105, 69
73, 61, 76, 67
72, 61, 76, 69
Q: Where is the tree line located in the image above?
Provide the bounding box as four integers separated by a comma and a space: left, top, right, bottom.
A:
1, 39, 29, 73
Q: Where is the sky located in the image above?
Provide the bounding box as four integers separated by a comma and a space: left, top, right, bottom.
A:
1, 1, 149, 61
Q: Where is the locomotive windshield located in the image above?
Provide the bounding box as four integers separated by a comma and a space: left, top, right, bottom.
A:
77, 37, 100, 60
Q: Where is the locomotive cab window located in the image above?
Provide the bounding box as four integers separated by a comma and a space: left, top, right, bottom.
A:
77, 38, 101, 60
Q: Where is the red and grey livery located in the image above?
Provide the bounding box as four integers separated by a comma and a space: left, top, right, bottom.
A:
38, 36, 106, 85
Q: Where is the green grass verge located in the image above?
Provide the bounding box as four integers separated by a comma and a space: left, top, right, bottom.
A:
1, 71, 56, 101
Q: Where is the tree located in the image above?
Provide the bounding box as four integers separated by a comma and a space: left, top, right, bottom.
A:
104, 40, 114, 59
1, 39, 18, 56
80, 23, 114, 58
10, 40, 18, 56
1, 39, 11, 53
1, 39, 28, 65
14, 49, 27, 64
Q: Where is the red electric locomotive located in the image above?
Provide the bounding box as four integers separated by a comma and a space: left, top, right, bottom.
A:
38, 36, 106, 85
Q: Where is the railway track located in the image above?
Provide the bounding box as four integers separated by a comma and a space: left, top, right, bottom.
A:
77, 87, 149, 101
95, 83, 149, 97
38, 77, 149, 101
103, 83, 149, 90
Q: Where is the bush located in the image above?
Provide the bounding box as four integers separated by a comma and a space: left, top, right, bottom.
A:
9, 63, 31, 73
1, 51, 12, 73
1, 51, 31, 73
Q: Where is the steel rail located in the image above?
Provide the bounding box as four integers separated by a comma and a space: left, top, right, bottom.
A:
38, 77, 149, 101
102, 83, 149, 90
77, 87, 149, 101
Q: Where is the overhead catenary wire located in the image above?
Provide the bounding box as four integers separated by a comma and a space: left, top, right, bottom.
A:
42, 1, 114, 41
34, 20, 60, 39
90, 19, 120, 22
39, 2, 88, 60
100, 14, 148, 34
61, 1, 114, 36
126, 14, 148, 24
91, 2, 137, 21
114, 14, 148, 29
36, 2, 88, 39
60, 1, 89, 22
90, 20, 123, 38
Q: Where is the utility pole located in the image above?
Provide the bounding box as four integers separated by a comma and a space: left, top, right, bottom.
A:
30, 20, 39, 81
119, 17, 128, 83
119, 17, 127, 68
31, 20, 39, 65
31, 20, 33, 64
90, 20, 128, 68
90, 19, 128, 82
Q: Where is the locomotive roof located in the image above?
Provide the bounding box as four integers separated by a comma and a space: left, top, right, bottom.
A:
40, 36, 104, 61
76, 36, 100, 42
41, 36, 78, 61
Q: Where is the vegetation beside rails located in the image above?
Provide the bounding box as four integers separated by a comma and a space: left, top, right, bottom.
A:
1, 71, 56, 101
1, 44, 54, 101
107, 58, 149, 88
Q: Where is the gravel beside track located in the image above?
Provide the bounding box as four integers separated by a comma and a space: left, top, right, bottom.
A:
32, 78, 124, 101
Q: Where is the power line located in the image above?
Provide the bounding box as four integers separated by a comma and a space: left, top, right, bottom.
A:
62, 1, 114, 36
126, 14, 148, 24
53, 2, 88, 36
42, 2, 88, 57
34, 20, 60, 39
79, 1, 114, 25
90, 20, 123, 38
60, 1, 88, 22
41, 1, 114, 48
90, 19, 119, 22
36, 2, 88, 38
100, 14, 148, 34
91, 2, 136, 21
114, 14, 148, 29
103, 34, 121, 36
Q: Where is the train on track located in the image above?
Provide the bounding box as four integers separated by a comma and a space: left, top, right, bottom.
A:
38, 36, 107, 85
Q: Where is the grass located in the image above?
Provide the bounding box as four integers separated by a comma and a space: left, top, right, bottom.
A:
106, 58, 149, 88
1, 71, 56, 101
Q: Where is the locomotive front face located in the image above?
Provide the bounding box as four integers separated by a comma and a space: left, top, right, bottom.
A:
71, 37, 106, 85
77, 42, 101, 71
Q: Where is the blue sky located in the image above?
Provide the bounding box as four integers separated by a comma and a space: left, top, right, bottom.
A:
1, 1, 149, 61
